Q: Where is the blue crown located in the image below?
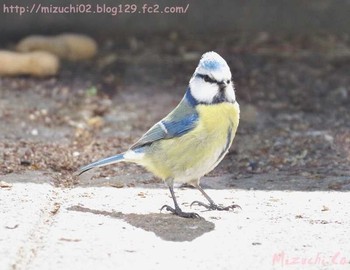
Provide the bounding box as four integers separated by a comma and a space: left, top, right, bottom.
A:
199, 52, 226, 72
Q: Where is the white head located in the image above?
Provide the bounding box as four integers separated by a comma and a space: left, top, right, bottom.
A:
189, 51, 236, 104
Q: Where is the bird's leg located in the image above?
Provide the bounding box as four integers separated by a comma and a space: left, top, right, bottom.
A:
161, 179, 201, 219
191, 184, 241, 211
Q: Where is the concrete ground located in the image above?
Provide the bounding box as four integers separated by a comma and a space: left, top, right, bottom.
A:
1, 174, 350, 270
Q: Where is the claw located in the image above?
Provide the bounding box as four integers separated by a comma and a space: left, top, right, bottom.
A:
190, 200, 211, 209
160, 204, 202, 219
191, 201, 241, 211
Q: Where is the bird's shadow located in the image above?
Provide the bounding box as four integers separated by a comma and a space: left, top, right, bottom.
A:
67, 205, 215, 242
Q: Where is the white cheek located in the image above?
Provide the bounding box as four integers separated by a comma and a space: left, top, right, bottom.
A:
189, 79, 217, 103
225, 84, 236, 103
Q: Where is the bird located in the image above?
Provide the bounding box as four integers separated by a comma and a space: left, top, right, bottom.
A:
77, 51, 240, 218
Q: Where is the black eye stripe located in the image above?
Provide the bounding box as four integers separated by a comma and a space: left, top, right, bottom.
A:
196, 73, 231, 85
196, 73, 217, 84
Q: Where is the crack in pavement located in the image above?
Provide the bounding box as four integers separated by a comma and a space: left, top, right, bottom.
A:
11, 188, 64, 270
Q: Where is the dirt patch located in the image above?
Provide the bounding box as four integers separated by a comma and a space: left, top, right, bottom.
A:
1, 33, 349, 190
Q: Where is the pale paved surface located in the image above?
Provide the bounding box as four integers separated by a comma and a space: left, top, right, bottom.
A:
1, 180, 350, 270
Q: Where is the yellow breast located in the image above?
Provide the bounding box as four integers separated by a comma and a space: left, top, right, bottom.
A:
142, 102, 240, 182
196, 102, 240, 138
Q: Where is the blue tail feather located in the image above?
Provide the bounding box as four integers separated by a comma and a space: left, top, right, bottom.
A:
78, 153, 125, 175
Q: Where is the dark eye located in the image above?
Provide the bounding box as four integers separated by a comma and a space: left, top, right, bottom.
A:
226, 80, 231, 84
204, 75, 215, 83
197, 73, 217, 84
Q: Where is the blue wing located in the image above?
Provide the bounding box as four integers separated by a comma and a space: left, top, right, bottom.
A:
130, 89, 199, 149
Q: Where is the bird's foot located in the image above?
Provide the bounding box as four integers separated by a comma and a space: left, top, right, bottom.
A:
190, 201, 241, 211
160, 205, 202, 219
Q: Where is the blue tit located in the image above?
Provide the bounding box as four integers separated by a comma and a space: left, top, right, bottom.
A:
78, 51, 240, 218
